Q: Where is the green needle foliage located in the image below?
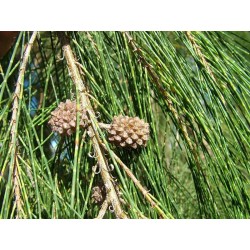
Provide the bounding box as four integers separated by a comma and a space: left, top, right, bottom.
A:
0, 31, 249, 219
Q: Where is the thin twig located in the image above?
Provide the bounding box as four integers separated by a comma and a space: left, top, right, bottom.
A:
13, 142, 22, 219
101, 143, 172, 219
185, 32, 218, 159
58, 32, 128, 219
86, 32, 100, 59
186, 31, 226, 104
98, 122, 111, 130
9, 31, 38, 218
186, 32, 217, 81
96, 198, 109, 219
123, 31, 202, 172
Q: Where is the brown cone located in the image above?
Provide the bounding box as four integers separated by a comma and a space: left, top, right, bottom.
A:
91, 186, 105, 204
108, 115, 150, 149
48, 99, 88, 136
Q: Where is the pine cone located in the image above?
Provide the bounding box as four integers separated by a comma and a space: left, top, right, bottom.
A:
108, 115, 150, 149
48, 99, 88, 136
91, 186, 105, 204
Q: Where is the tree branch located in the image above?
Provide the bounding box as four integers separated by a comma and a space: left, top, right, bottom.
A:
9, 31, 38, 218
186, 31, 226, 104
58, 32, 128, 219
123, 31, 203, 172
13, 144, 22, 219
96, 198, 109, 219
101, 143, 172, 219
